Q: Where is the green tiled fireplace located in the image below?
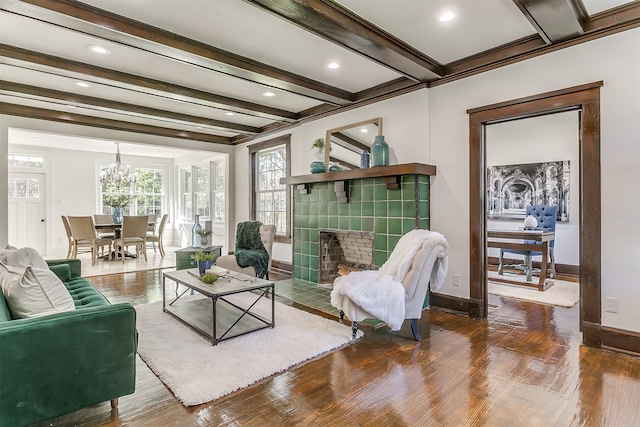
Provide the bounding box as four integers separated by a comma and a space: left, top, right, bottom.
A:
285, 164, 435, 283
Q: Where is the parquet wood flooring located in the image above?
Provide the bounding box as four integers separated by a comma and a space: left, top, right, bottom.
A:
33, 269, 640, 427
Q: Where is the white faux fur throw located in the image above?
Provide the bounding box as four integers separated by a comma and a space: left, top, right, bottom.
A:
331, 270, 406, 331
330, 230, 449, 331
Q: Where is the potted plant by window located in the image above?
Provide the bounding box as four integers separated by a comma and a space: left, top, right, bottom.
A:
195, 251, 215, 276
104, 194, 131, 224
196, 229, 213, 247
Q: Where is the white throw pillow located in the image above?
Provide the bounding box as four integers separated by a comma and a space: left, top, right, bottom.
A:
0, 247, 49, 270
0, 262, 75, 319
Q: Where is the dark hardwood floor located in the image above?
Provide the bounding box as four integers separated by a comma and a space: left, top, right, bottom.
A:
35, 268, 640, 427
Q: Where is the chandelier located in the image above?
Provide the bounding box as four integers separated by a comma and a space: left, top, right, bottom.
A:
100, 143, 136, 188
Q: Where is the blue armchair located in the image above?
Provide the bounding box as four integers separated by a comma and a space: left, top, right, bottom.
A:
498, 205, 557, 281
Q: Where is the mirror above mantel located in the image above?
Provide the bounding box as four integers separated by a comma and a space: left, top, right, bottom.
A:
324, 117, 382, 170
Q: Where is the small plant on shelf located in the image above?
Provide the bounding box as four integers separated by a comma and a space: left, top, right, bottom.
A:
194, 251, 215, 262
311, 137, 325, 151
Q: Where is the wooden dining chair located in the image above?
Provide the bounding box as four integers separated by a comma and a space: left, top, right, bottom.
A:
61, 215, 74, 258
112, 215, 149, 263
94, 214, 116, 256
67, 216, 112, 265
146, 214, 168, 257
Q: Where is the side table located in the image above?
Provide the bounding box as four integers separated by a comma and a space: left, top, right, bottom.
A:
175, 246, 222, 270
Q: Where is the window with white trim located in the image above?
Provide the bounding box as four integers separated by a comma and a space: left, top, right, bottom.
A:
179, 159, 225, 222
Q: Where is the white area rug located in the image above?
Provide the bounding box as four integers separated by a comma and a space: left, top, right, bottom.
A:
135, 294, 360, 406
488, 271, 579, 308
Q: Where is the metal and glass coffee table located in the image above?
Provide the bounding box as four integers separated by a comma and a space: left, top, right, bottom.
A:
162, 267, 274, 345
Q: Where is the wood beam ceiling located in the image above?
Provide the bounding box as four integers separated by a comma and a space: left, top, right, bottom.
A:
3, 0, 355, 105
514, 0, 585, 43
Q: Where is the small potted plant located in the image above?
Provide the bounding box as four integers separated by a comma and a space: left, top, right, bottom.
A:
196, 229, 213, 246
195, 251, 215, 276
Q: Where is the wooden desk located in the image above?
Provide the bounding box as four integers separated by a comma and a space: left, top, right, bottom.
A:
487, 229, 555, 291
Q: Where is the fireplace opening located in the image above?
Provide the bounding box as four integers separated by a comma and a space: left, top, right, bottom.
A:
318, 229, 374, 284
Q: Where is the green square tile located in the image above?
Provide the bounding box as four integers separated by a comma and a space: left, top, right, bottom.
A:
375, 201, 387, 217
339, 216, 349, 230
309, 215, 318, 228
373, 177, 384, 185
402, 175, 415, 184
300, 255, 309, 268
419, 200, 429, 216
294, 253, 301, 266
374, 233, 387, 250
294, 214, 302, 227
308, 190, 318, 201
362, 217, 374, 231
293, 265, 301, 279
419, 182, 429, 200
387, 188, 401, 201
418, 175, 429, 184
374, 250, 388, 267
319, 189, 328, 202
403, 201, 416, 218
388, 218, 402, 235
318, 216, 329, 228
300, 228, 309, 242
403, 218, 416, 234
402, 182, 416, 200
300, 203, 310, 215
361, 185, 374, 201
328, 203, 338, 215
318, 202, 328, 215
361, 202, 374, 216
374, 184, 388, 200
309, 269, 318, 283
309, 229, 319, 243
388, 235, 401, 252
349, 185, 361, 200
388, 202, 402, 217
302, 242, 310, 255
349, 202, 362, 216
309, 242, 319, 256
338, 203, 349, 216
375, 218, 387, 234
300, 268, 309, 281
419, 219, 429, 229
350, 217, 362, 230
328, 216, 338, 228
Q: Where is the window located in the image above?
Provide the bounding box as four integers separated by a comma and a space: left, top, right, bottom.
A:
135, 168, 164, 216
180, 159, 225, 222
99, 166, 164, 216
249, 135, 291, 243
8, 154, 44, 169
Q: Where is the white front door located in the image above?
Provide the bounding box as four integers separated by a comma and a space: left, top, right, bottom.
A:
8, 173, 47, 253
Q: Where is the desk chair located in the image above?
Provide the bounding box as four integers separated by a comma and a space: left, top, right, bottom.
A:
498, 205, 557, 281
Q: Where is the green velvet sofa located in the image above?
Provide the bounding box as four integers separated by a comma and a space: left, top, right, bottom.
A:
0, 259, 137, 427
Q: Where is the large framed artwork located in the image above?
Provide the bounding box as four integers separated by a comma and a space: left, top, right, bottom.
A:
487, 160, 570, 222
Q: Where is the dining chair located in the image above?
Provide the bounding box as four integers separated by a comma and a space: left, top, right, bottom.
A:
61, 215, 74, 258
94, 214, 116, 256
112, 215, 149, 263
146, 214, 168, 257
67, 216, 112, 265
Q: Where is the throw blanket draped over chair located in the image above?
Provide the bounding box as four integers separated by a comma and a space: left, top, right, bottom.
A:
330, 230, 449, 331
234, 221, 270, 279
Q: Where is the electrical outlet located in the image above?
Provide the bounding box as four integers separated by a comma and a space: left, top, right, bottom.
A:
453, 274, 460, 286
605, 297, 618, 313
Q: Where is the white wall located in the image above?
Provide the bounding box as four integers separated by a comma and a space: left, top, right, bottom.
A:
486, 111, 580, 265
430, 29, 640, 332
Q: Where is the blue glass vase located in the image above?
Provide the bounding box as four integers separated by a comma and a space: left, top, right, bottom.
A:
371, 135, 389, 167
192, 215, 202, 248
111, 207, 123, 224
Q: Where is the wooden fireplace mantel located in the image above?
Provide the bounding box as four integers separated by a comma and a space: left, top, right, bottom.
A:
280, 162, 436, 188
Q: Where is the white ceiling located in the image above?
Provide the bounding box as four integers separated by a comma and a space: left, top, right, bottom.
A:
1, 0, 636, 155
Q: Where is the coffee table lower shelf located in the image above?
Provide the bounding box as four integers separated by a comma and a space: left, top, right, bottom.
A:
164, 296, 273, 345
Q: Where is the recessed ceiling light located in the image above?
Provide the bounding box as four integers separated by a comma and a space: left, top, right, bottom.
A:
88, 44, 110, 55
328, 62, 340, 69
360, 128, 369, 133
74, 81, 91, 88
224, 111, 235, 116
262, 91, 276, 97
439, 11, 456, 22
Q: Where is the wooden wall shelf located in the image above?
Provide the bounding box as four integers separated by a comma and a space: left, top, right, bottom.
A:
280, 162, 436, 187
